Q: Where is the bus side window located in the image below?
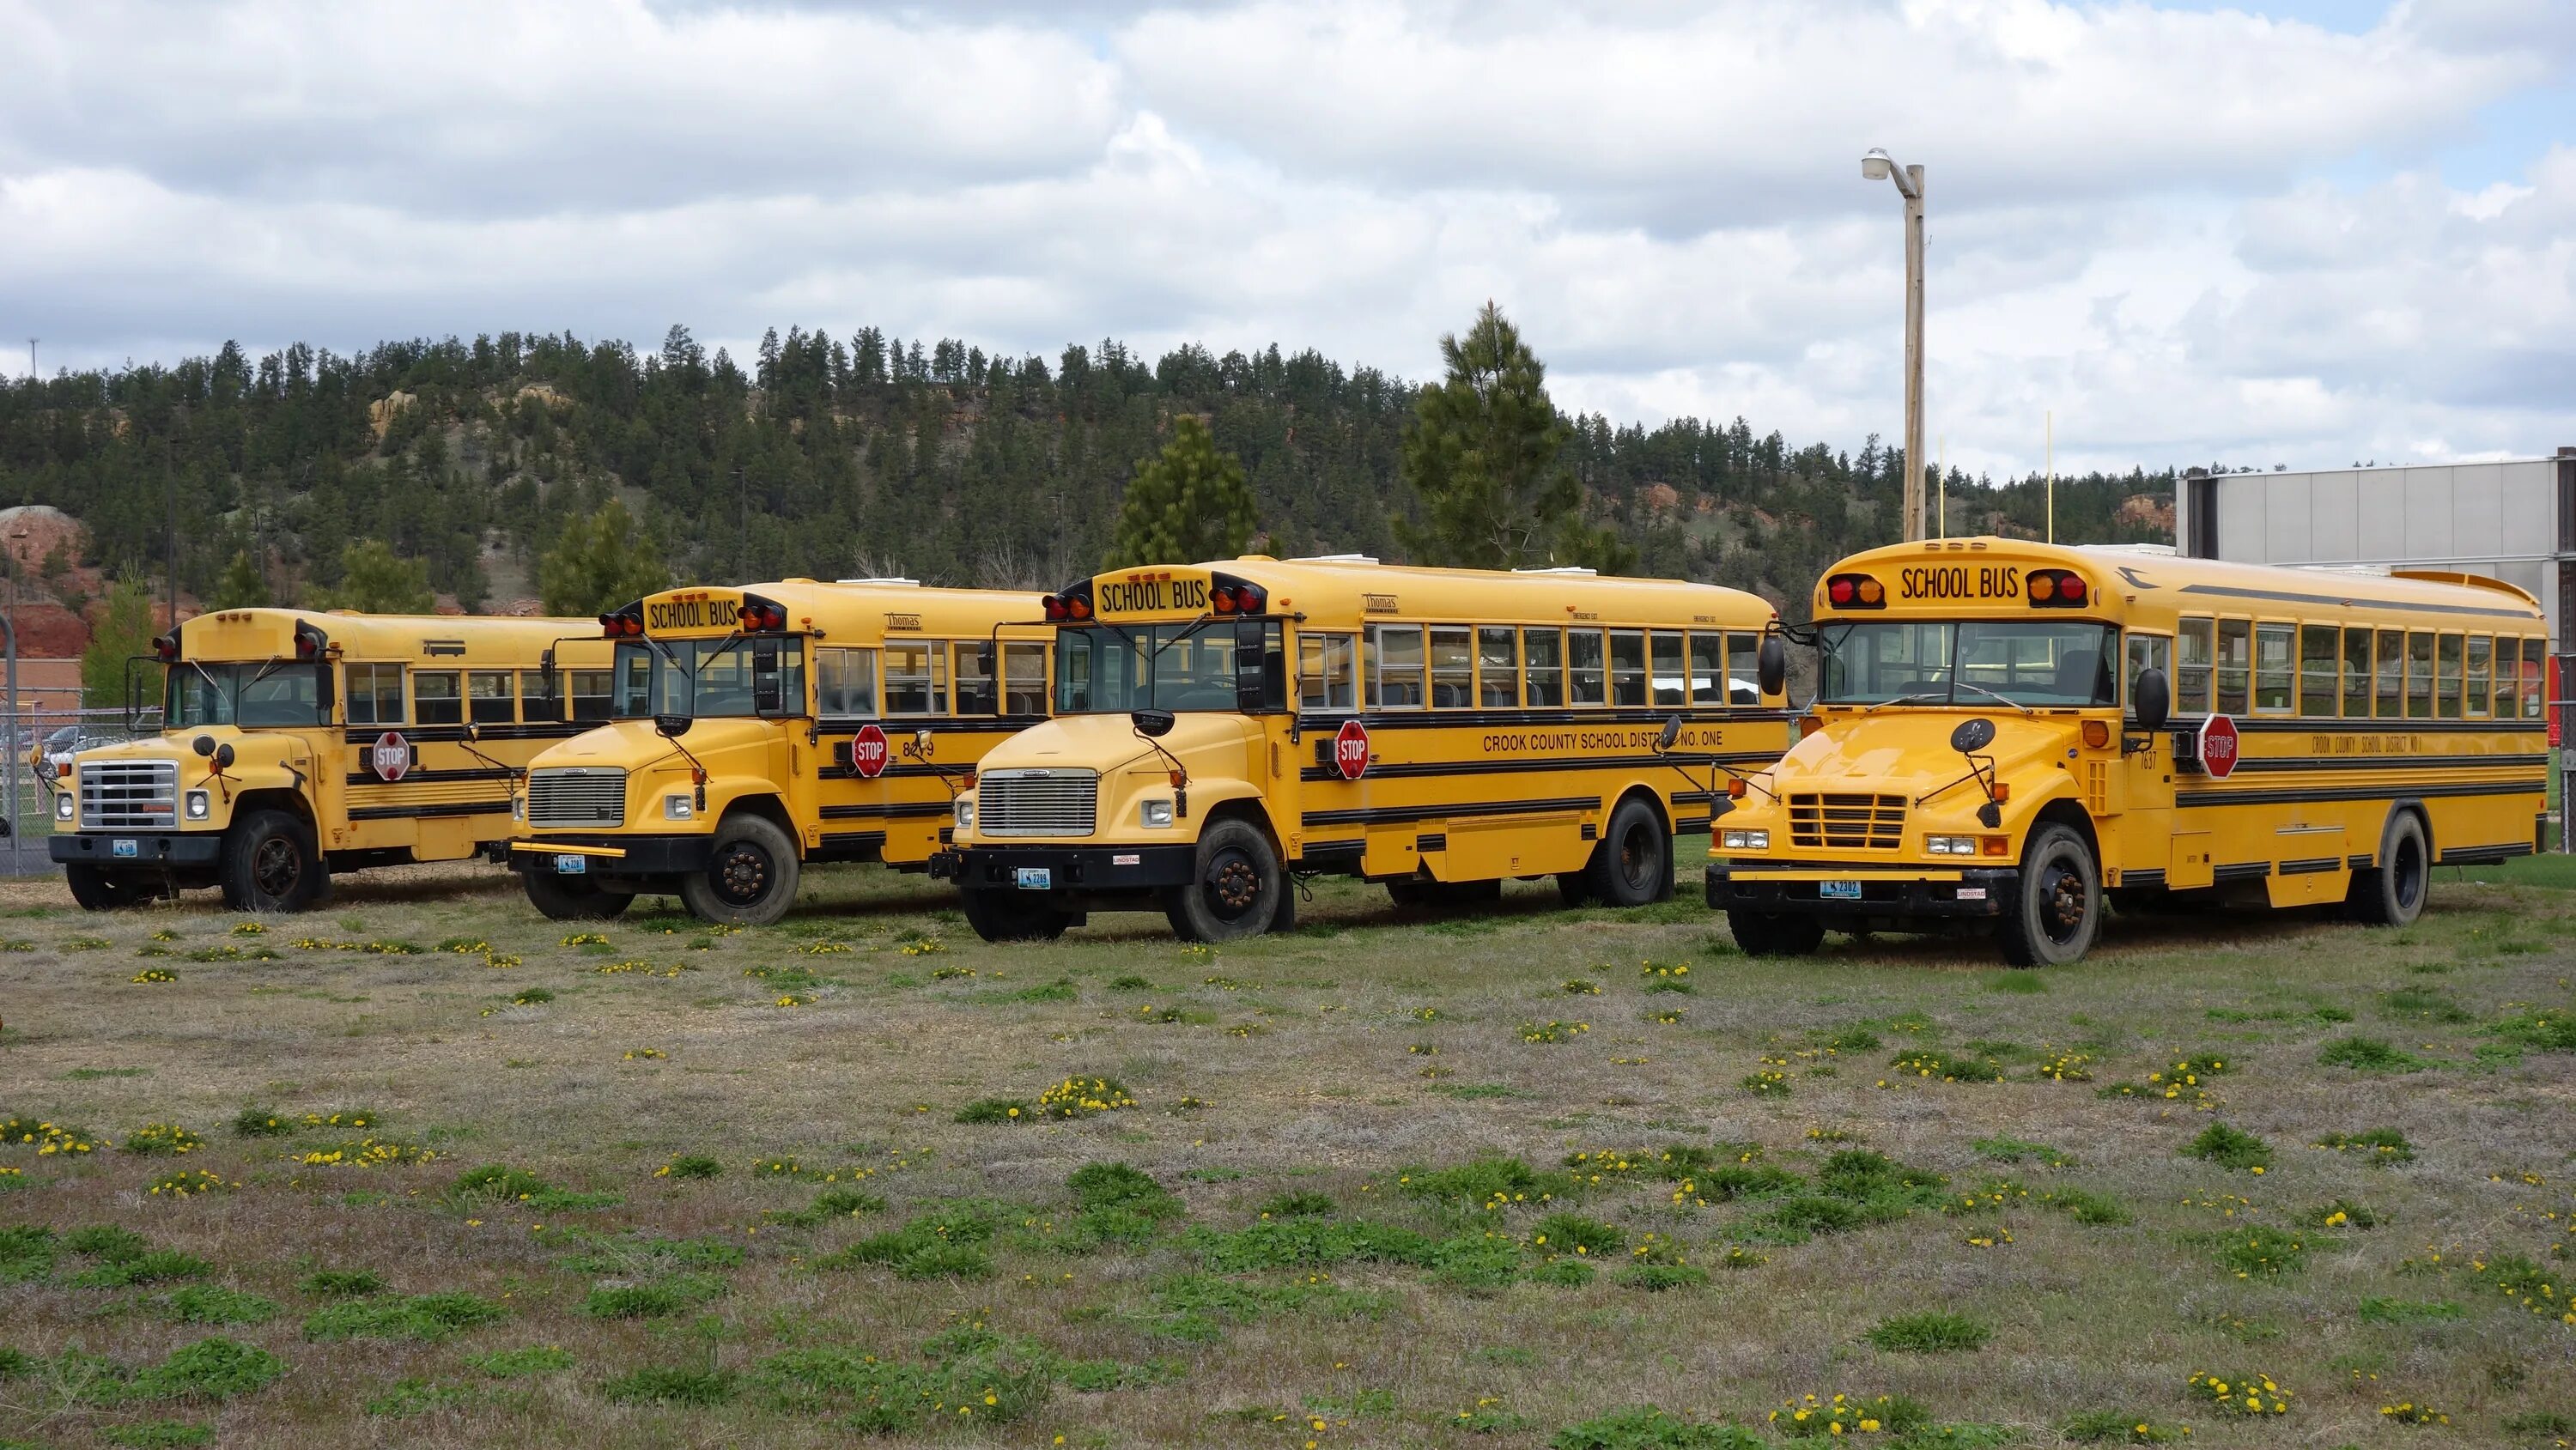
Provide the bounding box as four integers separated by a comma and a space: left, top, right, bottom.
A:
1370, 625, 1425, 709
1429, 627, 1473, 708
2252, 623, 2293, 713
2298, 625, 2337, 717
1568, 629, 1607, 707
469, 670, 514, 725
2374, 628, 2403, 717
1476, 627, 1517, 707
2214, 621, 2251, 716
2435, 633, 2463, 719
415, 671, 463, 725
2123, 633, 2169, 713
2498, 639, 2524, 719
955, 642, 996, 715
1297, 633, 1355, 711
1649, 631, 1686, 707
1607, 629, 1647, 707
884, 642, 945, 715
815, 647, 879, 718
2176, 617, 2213, 714
1523, 628, 1564, 707
2523, 639, 2546, 719
2405, 632, 2433, 719
1001, 642, 1046, 716
346, 664, 404, 726
2342, 628, 2371, 718
1686, 633, 1723, 705
1724, 631, 1762, 704
2464, 636, 2491, 719
519, 670, 559, 723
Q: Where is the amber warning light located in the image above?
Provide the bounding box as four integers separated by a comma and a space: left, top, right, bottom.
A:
1824, 573, 1886, 610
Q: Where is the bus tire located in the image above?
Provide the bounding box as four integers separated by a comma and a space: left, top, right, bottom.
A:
522, 871, 635, 922
681, 814, 801, 926
961, 888, 1073, 943
1584, 795, 1670, 908
2346, 810, 2429, 928
1997, 822, 2100, 968
219, 809, 327, 913
66, 865, 152, 911
1163, 816, 1284, 943
1729, 909, 1823, 957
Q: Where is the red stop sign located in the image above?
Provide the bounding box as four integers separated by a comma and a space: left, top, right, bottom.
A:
2197, 713, 2239, 780
370, 731, 410, 782
1332, 719, 1370, 781
851, 723, 890, 780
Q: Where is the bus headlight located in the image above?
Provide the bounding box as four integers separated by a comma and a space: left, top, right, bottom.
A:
1721, 828, 1768, 851
664, 793, 695, 822
953, 798, 975, 833
512, 795, 525, 822
185, 790, 210, 821
1139, 799, 1175, 829
1926, 835, 1977, 856
55, 792, 75, 822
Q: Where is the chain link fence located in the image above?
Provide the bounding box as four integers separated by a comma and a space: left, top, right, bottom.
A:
1, 705, 157, 877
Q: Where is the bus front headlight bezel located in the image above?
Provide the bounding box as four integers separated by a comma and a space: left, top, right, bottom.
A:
185, 789, 210, 821
953, 798, 975, 833
664, 793, 695, 822
55, 792, 75, 822
1925, 834, 1977, 856
1139, 799, 1175, 829
1720, 828, 1769, 851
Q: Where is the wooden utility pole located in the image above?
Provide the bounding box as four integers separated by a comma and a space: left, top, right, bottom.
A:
1863, 150, 1928, 542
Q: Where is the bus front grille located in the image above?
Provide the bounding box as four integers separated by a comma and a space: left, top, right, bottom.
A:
1789, 792, 1905, 851
979, 769, 1098, 837
79, 760, 178, 829
528, 768, 627, 829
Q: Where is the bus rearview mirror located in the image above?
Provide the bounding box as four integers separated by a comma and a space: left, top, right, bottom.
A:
2132, 667, 2172, 733
214, 743, 236, 770
1654, 715, 1682, 753
1758, 636, 1787, 696
653, 714, 692, 739
1131, 709, 1176, 739
192, 735, 217, 758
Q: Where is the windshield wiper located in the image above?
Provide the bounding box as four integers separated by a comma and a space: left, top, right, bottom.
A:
1863, 689, 1953, 713
1950, 681, 2033, 715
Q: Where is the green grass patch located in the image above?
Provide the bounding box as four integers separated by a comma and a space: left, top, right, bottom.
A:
303, 1292, 507, 1342
2312, 1127, 2415, 1165
2318, 1035, 2429, 1073
2212, 1224, 2311, 1277
2355, 1295, 2462, 1324
2378, 987, 2472, 1023
299, 1268, 383, 1297
2180, 1122, 2271, 1172
2486, 1010, 2576, 1053
580, 1272, 727, 1319
1970, 1136, 2069, 1167
1867, 1311, 1992, 1353
155, 1285, 277, 1326
600, 1364, 738, 1406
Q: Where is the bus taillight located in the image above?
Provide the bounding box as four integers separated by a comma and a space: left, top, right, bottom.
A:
2027, 569, 2088, 608
1041, 595, 1067, 622
1825, 573, 1885, 610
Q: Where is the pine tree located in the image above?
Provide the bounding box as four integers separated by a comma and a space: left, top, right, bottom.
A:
81, 580, 159, 711
539, 498, 671, 616
319, 539, 435, 613
1103, 415, 1261, 569
1398, 301, 1634, 573
210, 550, 270, 610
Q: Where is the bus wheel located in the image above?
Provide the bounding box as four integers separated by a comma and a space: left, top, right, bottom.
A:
1998, 823, 2099, 967
1584, 796, 1670, 908
681, 815, 801, 926
66, 865, 152, 911
2346, 810, 2429, 927
1729, 909, 1823, 956
1164, 817, 1283, 943
523, 871, 635, 922
962, 889, 1073, 943
219, 809, 327, 913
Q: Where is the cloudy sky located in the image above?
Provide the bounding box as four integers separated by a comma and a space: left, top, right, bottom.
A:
3, 0, 2573, 478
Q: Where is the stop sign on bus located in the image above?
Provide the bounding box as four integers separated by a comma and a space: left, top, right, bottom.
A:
851, 723, 890, 780
1333, 719, 1370, 781
2197, 713, 2239, 780
369, 731, 409, 782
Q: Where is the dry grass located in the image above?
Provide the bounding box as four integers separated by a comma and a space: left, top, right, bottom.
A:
1, 849, 2572, 1447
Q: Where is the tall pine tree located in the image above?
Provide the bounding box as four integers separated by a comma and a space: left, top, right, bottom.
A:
1103, 416, 1261, 569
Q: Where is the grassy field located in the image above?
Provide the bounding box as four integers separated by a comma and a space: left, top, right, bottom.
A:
3, 847, 2573, 1449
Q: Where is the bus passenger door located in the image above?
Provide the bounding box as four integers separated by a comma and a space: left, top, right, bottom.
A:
2116, 632, 2187, 890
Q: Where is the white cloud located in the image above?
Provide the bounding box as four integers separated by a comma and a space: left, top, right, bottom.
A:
1, 0, 2573, 479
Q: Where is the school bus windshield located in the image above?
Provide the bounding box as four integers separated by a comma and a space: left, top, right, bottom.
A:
611, 638, 806, 719
164, 662, 328, 728
1818, 619, 2118, 707
1054, 622, 1282, 713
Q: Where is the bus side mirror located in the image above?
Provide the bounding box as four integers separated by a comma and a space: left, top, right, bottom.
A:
463, 721, 481, 744
1758, 636, 1787, 696
1132, 709, 1176, 739
2132, 668, 2172, 733
192, 735, 217, 758
654, 714, 691, 739
214, 743, 236, 770
1654, 715, 1682, 753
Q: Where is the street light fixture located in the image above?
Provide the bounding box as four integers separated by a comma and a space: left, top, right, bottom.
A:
1861, 148, 1927, 541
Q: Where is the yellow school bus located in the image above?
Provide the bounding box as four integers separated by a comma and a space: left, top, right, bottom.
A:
51, 608, 611, 912
506, 579, 1048, 924
933, 555, 1791, 942
1704, 538, 2552, 965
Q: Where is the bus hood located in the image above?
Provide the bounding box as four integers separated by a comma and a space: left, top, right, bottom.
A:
978, 713, 1261, 783
1773, 711, 2079, 798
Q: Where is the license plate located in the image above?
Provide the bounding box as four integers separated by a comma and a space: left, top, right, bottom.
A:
1015, 867, 1053, 890
554, 854, 588, 875
112, 839, 138, 858
1820, 880, 1862, 901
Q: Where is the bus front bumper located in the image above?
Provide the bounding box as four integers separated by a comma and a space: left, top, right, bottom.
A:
507, 836, 714, 880
1704, 860, 2016, 919
52, 832, 223, 868
933, 844, 1197, 893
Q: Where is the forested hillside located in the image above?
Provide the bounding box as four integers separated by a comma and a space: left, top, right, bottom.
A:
0, 325, 2176, 623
